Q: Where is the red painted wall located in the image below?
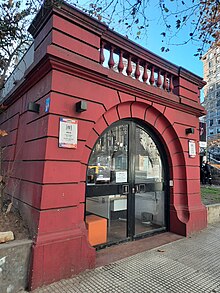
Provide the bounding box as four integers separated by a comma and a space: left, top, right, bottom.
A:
0, 2, 207, 290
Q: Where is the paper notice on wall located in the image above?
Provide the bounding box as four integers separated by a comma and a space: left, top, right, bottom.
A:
189, 139, 196, 158
116, 171, 127, 183
59, 117, 78, 148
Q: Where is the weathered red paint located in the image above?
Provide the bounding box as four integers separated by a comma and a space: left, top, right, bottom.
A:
52, 15, 101, 49
0, 2, 207, 290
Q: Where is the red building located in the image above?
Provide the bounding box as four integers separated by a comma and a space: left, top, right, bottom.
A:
0, 2, 207, 290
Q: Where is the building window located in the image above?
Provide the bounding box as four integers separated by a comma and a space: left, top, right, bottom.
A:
209, 129, 214, 135
218, 120, 220, 125
217, 128, 220, 134
210, 119, 213, 126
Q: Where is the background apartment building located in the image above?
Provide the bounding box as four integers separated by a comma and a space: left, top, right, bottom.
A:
203, 46, 220, 139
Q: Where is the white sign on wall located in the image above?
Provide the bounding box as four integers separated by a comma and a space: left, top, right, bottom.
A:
59, 117, 78, 148
188, 140, 196, 158
116, 171, 127, 183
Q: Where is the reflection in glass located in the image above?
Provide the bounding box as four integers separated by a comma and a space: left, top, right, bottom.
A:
87, 124, 128, 184
86, 122, 166, 246
134, 126, 165, 235
86, 195, 127, 244
135, 127, 163, 183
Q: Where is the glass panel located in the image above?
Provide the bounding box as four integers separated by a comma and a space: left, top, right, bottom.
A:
134, 126, 165, 235
135, 191, 165, 234
86, 194, 127, 245
86, 123, 129, 246
87, 124, 128, 185
135, 127, 163, 184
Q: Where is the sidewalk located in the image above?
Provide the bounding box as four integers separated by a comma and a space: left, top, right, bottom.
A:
25, 222, 220, 293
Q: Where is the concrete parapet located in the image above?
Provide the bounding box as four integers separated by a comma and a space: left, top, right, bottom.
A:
0, 239, 32, 293
207, 204, 220, 224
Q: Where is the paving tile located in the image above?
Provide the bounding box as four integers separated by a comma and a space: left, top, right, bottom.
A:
20, 223, 220, 293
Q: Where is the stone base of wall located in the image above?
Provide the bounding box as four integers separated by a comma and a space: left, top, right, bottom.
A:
207, 204, 220, 224
29, 224, 96, 291
0, 239, 32, 293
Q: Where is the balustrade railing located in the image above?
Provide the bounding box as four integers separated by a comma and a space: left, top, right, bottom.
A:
100, 41, 175, 94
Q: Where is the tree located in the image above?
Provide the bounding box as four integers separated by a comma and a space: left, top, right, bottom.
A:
0, 129, 8, 210
208, 134, 220, 151
0, 0, 35, 90
0, 0, 219, 91
82, 0, 220, 56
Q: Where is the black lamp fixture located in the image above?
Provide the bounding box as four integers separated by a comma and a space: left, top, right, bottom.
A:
27, 102, 40, 113
76, 100, 87, 113
185, 127, 194, 135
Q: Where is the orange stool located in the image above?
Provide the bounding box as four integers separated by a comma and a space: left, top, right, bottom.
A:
85, 215, 107, 246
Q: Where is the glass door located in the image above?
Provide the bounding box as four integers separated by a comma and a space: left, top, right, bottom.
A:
86, 123, 130, 245
134, 125, 166, 237
86, 120, 167, 247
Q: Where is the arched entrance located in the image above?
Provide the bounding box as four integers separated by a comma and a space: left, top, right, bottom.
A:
85, 119, 169, 247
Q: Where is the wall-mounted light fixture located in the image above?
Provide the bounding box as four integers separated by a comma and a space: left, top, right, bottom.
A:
27, 102, 40, 113
76, 101, 87, 113
185, 127, 194, 135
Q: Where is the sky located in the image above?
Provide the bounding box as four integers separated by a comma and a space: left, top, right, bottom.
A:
138, 26, 204, 78
2, 0, 205, 80
80, 0, 206, 78
136, 3, 206, 100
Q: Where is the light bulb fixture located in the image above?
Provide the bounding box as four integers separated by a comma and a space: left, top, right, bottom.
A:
185, 127, 194, 135
27, 102, 40, 113
76, 101, 87, 113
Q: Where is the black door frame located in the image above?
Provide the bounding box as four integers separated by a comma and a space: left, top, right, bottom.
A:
86, 118, 170, 245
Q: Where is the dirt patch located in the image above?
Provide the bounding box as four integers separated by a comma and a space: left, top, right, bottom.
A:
0, 208, 30, 240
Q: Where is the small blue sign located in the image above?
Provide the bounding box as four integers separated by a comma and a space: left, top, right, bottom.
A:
45, 97, 50, 113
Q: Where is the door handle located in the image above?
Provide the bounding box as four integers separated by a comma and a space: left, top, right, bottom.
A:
139, 184, 146, 192
135, 184, 146, 193
135, 185, 140, 193
122, 184, 129, 194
